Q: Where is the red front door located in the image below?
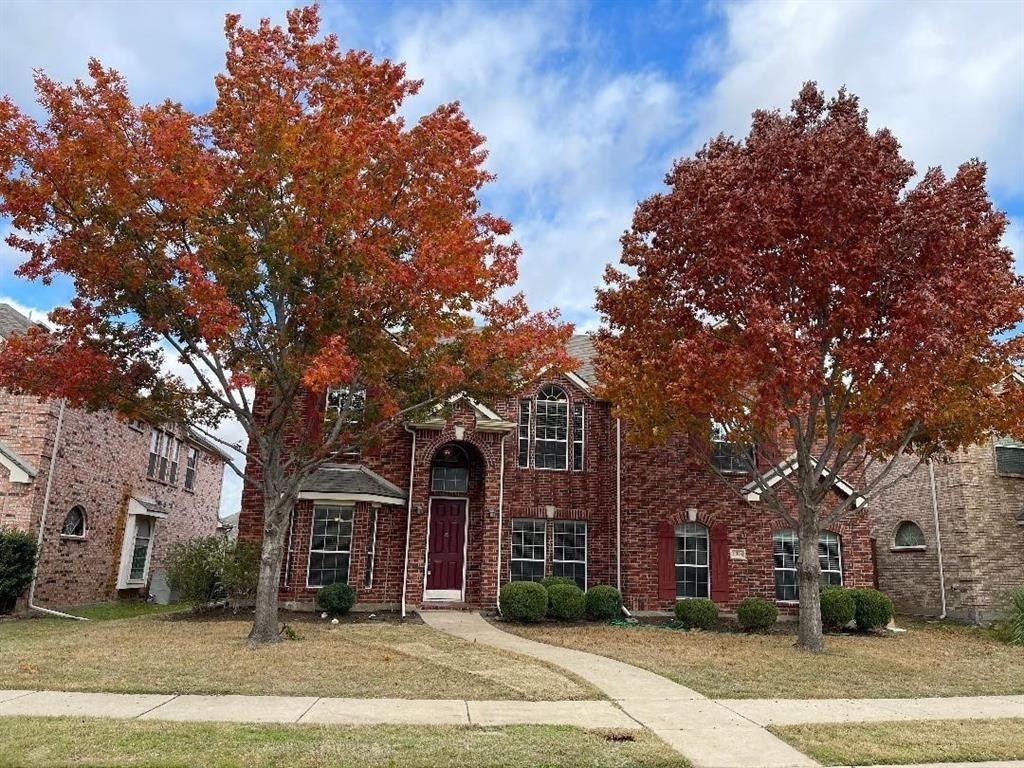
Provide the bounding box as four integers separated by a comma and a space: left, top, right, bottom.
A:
426, 499, 467, 592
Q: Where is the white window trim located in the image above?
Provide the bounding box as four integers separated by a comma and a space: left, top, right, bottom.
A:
518, 399, 531, 469
892, 520, 927, 551
422, 496, 471, 602
994, 441, 1024, 477
306, 503, 355, 589
117, 500, 163, 589
59, 506, 87, 540
572, 402, 585, 472
510, 518, 546, 581
534, 386, 570, 471
773, 530, 843, 602
674, 522, 710, 600
552, 520, 587, 590
184, 446, 199, 491
364, 505, 379, 591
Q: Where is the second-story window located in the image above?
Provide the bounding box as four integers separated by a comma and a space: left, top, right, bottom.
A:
710, 422, 754, 474
147, 429, 181, 484
184, 446, 199, 491
535, 385, 569, 470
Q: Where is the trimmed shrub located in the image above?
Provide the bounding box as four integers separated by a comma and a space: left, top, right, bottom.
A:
849, 587, 894, 630
820, 586, 856, 630
0, 529, 37, 613
736, 597, 778, 632
1008, 588, 1024, 647
547, 582, 585, 621
166, 537, 260, 607
316, 583, 356, 616
674, 598, 719, 630
539, 576, 576, 592
584, 585, 622, 620
500, 581, 548, 622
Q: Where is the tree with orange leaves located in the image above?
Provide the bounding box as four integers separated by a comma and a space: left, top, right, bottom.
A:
0, 7, 570, 645
596, 84, 1023, 651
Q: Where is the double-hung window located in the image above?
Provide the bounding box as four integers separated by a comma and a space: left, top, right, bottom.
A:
534, 386, 569, 469
710, 422, 754, 473
518, 400, 531, 468
510, 519, 545, 581
553, 521, 586, 589
675, 523, 710, 598
307, 504, 354, 587
572, 403, 584, 471
773, 530, 843, 601
995, 436, 1024, 477
184, 446, 199, 491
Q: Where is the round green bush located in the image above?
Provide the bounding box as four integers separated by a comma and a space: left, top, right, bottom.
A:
584, 585, 622, 620
547, 582, 585, 621
850, 587, 894, 630
539, 576, 576, 591
500, 581, 548, 622
736, 596, 778, 632
315, 583, 356, 616
674, 598, 719, 630
820, 586, 856, 630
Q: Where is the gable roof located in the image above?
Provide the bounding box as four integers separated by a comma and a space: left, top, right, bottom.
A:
0, 303, 40, 340
299, 463, 407, 505
567, 335, 596, 386
0, 438, 37, 484
742, 454, 866, 508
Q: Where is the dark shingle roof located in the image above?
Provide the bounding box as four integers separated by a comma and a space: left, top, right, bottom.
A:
301, 464, 407, 503
0, 303, 38, 340
567, 334, 596, 385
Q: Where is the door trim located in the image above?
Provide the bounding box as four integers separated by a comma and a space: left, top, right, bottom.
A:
423, 496, 469, 602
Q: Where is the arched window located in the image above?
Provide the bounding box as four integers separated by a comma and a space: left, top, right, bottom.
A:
893, 521, 925, 549
518, 385, 584, 471
431, 443, 470, 494
773, 530, 843, 601
61, 506, 86, 537
675, 522, 709, 598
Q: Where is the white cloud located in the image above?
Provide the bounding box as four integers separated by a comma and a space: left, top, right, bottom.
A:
0, 294, 55, 327
695, 0, 1024, 195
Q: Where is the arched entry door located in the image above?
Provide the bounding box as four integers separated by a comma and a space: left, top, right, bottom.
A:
424, 443, 471, 601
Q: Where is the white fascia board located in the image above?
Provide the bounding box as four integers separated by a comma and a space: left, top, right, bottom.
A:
564, 371, 595, 396
744, 454, 865, 508
297, 491, 406, 506
0, 440, 37, 484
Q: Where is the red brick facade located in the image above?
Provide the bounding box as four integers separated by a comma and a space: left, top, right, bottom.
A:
0, 392, 225, 608
239, 367, 876, 613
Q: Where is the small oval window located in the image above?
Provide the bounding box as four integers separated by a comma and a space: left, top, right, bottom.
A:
61, 506, 86, 537
894, 521, 924, 548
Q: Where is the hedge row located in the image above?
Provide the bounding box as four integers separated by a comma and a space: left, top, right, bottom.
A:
499, 581, 622, 622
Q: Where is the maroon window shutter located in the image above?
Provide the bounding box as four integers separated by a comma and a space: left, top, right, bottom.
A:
710, 525, 730, 603
658, 521, 676, 601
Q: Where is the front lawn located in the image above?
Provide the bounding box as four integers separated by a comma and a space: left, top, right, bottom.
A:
501, 617, 1024, 699
0, 611, 598, 701
771, 718, 1024, 765
0, 718, 687, 768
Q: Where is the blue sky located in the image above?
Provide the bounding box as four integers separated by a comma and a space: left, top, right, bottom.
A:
1, 0, 1022, 514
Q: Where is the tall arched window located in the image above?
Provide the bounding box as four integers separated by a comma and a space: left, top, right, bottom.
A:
675, 522, 709, 598
518, 385, 584, 471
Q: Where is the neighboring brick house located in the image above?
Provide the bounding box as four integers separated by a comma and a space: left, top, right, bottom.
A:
869, 385, 1024, 623
0, 303, 226, 609
238, 335, 876, 614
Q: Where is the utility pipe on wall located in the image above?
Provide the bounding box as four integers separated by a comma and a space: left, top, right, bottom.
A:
616, 418, 622, 593
29, 400, 87, 621
401, 424, 417, 619
495, 434, 507, 612
928, 458, 947, 619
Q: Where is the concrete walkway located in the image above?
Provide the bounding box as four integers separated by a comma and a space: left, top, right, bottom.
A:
421, 611, 818, 768
0, 689, 635, 728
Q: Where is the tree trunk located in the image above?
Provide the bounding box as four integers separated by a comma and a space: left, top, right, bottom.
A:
796, 508, 825, 652
247, 498, 287, 647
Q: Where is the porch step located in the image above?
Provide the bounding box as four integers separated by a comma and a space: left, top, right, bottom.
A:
417, 602, 481, 612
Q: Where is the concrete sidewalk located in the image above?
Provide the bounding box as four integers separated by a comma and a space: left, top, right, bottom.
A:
0, 689, 636, 728
420, 611, 1024, 768
421, 611, 817, 768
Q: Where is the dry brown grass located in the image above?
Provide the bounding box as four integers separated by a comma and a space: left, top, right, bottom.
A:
0, 612, 598, 700
0, 718, 688, 768
504, 618, 1024, 699
771, 718, 1024, 765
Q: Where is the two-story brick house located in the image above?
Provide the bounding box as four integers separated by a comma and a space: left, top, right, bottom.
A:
869, 378, 1024, 623
238, 335, 876, 614
0, 303, 226, 609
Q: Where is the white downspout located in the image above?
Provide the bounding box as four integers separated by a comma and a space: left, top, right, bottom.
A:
616, 417, 622, 593
928, 458, 947, 619
401, 424, 417, 619
496, 434, 507, 612
29, 400, 87, 621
